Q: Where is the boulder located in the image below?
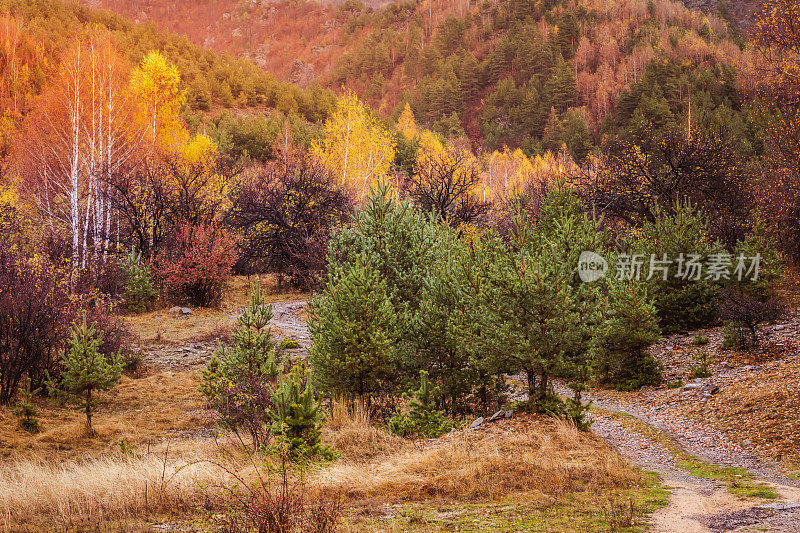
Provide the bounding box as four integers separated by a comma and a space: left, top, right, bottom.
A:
504, 410, 513, 419
470, 417, 485, 429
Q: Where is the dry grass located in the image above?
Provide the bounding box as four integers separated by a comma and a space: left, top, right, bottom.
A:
0, 368, 211, 461
322, 401, 409, 462
0, 409, 646, 531
126, 274, 308, 345
0, 440, 230, 530
314, 415, 641, 504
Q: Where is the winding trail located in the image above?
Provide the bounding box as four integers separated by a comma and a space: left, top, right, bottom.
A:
554, 381, 800, 532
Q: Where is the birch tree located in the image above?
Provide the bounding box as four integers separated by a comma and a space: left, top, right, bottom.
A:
16, 30, 144, 276
312, 91, 395, 201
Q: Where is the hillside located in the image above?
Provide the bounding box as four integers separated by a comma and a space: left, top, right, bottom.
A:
0, 0, 340, 172
74, 0, 758, 154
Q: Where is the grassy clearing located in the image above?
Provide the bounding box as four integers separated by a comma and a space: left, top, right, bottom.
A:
0, 278, 667, 531
125, 274, 308, 345
0, 410, 665, 531
598, 408, 778, 500
340, 475, 667, 532
0, 367, 210, 461
314, 413, 665, 531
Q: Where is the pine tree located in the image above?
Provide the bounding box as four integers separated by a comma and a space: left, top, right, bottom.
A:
60, 314, 123, 432
410, 234, 479, 414
217, 279, 280, 378
387, 370, 454, 439
200, 280, 282, 448
12, 377, 41, 433
631, 201, 720, 333
121, 251, 157, 313
467, 187, 604, 413
308, 256, 398, 403
269, 364, 333, 459
594, 278, 662, 390
543, 57, 577, 114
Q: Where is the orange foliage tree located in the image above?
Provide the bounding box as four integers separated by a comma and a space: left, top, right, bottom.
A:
753, 0, 800, 259
14, 29, 144, 274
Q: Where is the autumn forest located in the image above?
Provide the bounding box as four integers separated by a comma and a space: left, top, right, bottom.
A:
3, 0, 800, 530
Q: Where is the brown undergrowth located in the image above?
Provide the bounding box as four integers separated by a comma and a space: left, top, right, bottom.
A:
314, 415, 643, 505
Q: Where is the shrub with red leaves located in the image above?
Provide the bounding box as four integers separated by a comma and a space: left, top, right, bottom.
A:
155, 224, 236, 307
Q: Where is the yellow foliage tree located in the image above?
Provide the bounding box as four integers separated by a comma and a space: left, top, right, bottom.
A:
482, 148, 576, 202
397, 102, 418, 139
312, 91, 395, 200
130, 50, 185, 148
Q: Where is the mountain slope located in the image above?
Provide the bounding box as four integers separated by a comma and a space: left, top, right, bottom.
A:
73, 0, 759, 154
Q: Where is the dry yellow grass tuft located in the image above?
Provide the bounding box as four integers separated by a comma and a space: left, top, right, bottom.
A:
0, 442, 230, 530
314, 416, 641, 504
323, 401, 409, 462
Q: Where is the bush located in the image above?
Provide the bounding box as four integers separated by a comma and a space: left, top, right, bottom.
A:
216, 471, 342, 533
387, 371, 454, 439
155, 224, 235, 307
721, 321, 749, 350
121, 251, 157, 313
0, 248, 73, 404
226, 155, 353, 289
279, 337, 301, 350
693, 334, 710, 346
688, 351, 712, 379
718, 219, 785, 350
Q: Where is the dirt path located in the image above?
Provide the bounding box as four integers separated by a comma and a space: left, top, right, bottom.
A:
578, 390, 800, 532
268, 299, 311, 354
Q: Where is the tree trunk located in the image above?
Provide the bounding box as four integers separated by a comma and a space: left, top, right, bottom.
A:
526, 368, 537, 402
539, 367, 549, 404
85, 388, 93, 432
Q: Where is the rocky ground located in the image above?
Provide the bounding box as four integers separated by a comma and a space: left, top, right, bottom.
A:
559, 310, 800, 532
131, 299, 311, 370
